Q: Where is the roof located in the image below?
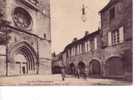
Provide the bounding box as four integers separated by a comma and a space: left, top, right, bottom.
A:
99, 0, 120, 13
64, 30, 100, 51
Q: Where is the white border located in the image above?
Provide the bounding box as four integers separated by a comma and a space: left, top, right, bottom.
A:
1, 0, 140, 100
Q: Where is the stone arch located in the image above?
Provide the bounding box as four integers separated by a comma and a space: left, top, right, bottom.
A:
89, 59, 101, 77
52, 65, 61, 74
69, 63, 76, 75
9, 41, 38, 74
78, 61, 86, 74
105, 56, 124, 76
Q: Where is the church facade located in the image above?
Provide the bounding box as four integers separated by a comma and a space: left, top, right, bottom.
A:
0, 0, 51, 76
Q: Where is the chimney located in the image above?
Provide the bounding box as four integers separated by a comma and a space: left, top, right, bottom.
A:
85, 31, 89, 36
73, 37, 77, 42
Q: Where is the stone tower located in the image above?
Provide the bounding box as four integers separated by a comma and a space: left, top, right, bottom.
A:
0, 0, 51, 76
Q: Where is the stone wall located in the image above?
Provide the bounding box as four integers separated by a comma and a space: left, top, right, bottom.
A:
100, 0, 132, 79
0, 55, 6, 76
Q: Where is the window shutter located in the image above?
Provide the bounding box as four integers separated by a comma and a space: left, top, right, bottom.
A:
88, 40, 91, 51
119, 26, 124, 43
108, 32, 112, 46
94, 37, 97, 49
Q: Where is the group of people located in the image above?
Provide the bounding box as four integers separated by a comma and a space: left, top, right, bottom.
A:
61, 67, 88, 81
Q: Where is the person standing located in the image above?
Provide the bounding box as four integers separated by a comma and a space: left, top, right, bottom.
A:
84, 67, 88, 80
61, 67, 65, 81
77, 68, 80, 79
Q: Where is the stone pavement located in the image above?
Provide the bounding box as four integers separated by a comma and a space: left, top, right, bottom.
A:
0, 74, 131, 86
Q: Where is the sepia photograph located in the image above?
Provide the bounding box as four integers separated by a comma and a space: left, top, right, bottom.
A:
0, 0, 132, 86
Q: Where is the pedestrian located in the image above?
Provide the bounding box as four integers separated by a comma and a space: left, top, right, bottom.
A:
61, 67, 65, 81
84, 68, 88, 80
77, 68, 80, 79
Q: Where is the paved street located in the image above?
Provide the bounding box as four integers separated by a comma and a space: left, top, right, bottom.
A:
0, 74, 131, 86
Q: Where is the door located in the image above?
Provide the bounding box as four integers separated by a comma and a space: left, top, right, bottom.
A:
22, 66, 26, 74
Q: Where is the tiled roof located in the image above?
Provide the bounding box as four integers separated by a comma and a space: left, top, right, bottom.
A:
64, 30, 100, 51
99, 0, 120, 13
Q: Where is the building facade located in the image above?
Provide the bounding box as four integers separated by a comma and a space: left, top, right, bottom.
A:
53, 0, 132, 81
52, 53, 63, 74
100, 0, 132, 80
0, 0, 51, 76
62, 30, 103, 78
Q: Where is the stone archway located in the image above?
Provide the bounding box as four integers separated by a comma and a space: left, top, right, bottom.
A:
14, 54, 27, 74
52, 66, 61, 74
78, 61, 86, 75
89, 59, 101, 77
105, 57, 124, 76
69, 63, 75, 75
9, 41, 38, 75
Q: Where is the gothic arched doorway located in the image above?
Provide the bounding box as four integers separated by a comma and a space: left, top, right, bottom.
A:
14, 54, 27, 74
9, 41, 38, 75
89, 59, 101, 77
105, 57, 124, 77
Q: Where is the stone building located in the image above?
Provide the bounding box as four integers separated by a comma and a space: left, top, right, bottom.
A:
54, 0, 132, 81
0, 0, 51, 76
52, 53, 63, 74
61, 30, 102, 78
99, 0, 132, 79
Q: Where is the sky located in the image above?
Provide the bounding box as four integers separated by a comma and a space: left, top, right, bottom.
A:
50, 0, 110, 54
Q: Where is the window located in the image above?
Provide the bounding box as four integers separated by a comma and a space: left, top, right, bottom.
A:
79, 44, 82, 54
66, 51, 69, 58
85, 42, 88, 52
85, 40, 91, 52
13, 7, 32, 30
111, 26, 124, 45
87, 40, 91, 51
112, 30, 120, 45
77, 45, 79, 55
73, 47, 75, 56
75, 46, 77, 55
110, 7, 115, 21
71, 48, 73, 56
68, 49, 71, 57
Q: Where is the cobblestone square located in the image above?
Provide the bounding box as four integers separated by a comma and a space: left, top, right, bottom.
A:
0, 74, 131, 86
